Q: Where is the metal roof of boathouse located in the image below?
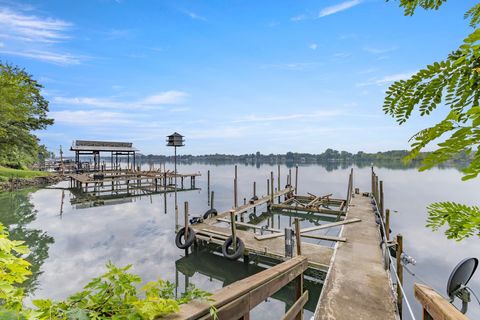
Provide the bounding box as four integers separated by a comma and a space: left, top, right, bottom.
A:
70, 140, 138, 152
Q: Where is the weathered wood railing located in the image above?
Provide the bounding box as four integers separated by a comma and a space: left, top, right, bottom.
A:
414, 283, 469, 320
164, 256, 309, 320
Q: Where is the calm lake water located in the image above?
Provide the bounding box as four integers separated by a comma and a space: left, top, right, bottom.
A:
0, 162, 479, 319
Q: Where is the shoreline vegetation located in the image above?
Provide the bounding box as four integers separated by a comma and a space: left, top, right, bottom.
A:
139, 149, 472, 164
0, 166, 62, 192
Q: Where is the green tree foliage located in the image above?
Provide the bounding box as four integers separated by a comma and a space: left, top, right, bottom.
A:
0, 63, 53, 169
384, 1, 480, 240
0, 222, 216, 319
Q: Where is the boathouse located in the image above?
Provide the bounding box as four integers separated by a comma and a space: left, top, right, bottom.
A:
70, 140, 138, 171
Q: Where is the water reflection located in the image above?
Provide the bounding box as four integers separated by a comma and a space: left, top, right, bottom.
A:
0, 189, 55, 294
175, 245, 323, 315
0, 163, 478, 319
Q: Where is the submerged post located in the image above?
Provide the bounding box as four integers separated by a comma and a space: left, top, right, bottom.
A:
230, 210, 237, 251
396, 234, 404, 317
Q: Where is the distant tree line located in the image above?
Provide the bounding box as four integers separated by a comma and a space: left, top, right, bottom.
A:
138, 148, 472, 166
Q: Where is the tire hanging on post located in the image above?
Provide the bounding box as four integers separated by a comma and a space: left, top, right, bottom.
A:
222, 236, 245, 260
175, 226, 195, 249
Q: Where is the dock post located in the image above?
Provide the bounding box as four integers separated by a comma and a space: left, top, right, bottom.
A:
379, 181, 384, 220
396, 234, 404, 317
385, 209, 390, 241
253, 181, 257, 213
295, 165, 299, 195
207, 170, 210, 206
375, 175, 379, 204
294, 218, 301, 256
234, 178, 238, 208
210, 191, 214, 209
270, 171, 274, 204
230, 210, 237, 251
372, 172, 376, 200
267, 179, 270, 196
277, 164, 281, 202
184, 202, 189, 240
386, 209, 390, 241
284, 228, 294, 258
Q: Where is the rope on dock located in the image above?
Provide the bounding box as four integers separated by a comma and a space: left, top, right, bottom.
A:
372, 196, 417, 320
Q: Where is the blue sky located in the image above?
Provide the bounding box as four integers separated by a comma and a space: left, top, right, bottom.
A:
0, 0, 476, 156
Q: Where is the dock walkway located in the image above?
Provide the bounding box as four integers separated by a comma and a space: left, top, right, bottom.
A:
315, 193, 397, 319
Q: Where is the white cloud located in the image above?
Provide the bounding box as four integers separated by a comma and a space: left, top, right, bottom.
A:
53, 91, 188, 109
140, 91, 188, 105
309, 43, 318, 50
291, 14, 307, 22
260, 62, 322, 70
357, 71, 416, 87
50, 110, 135, 126
0, 7, 81, 65
363, 46, 398, 55
234, 111, 342, 123
319, 0, 362, 18
0, 7, 71, 43
184, 10, 207, 21
0, 49, 81, 65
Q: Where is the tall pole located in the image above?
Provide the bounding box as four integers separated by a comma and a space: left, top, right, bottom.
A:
174, 146, 178, 230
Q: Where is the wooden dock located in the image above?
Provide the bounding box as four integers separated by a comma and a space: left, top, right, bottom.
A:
314, 192, 397, 320
67, 170, 201, 193
173, 168, 402, 319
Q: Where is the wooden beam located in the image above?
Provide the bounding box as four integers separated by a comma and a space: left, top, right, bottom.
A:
254, 218, 361, 240
414, 283, 469, 320
283, 291, 309, 320
300, 234, 346, 242
165, 256, 308, 320
271, 203, 345, 216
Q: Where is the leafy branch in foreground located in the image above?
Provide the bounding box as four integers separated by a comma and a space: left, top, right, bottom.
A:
427, 202, 480, 240
384, 1, 480, 240
0, 222, 215, 319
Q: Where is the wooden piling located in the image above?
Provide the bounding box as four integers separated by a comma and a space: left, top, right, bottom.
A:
396, 234, 403, 317
210, 191, 215, 210
385, 209, 390, 241
184, 202, 189, 239
294, 218, 301, 256
234, 178, 238, 208
379, 181, 384, 220
270, 171, 274, 204
277, 164, 281, 202
253, 181, 256, 197
267, 179, 270, 196
295, 165, 299, 195
230, 210, 237, 251
207, 170, 210, 206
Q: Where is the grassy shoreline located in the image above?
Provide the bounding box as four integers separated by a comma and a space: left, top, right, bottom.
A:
0, 166, 51, 182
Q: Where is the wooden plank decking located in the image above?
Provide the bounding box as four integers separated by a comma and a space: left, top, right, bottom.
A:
314, 193, 397, 320
193, 223, 333, 271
